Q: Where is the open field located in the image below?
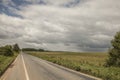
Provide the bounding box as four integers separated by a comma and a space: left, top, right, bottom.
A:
27, 51, 120, 80
0, 53, 18, 76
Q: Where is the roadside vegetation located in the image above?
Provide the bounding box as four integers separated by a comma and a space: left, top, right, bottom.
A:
27, 31, 120, 80
0, 44, 20, 76
27, 52, 120, 80
22, 48, 45, 52
106, 31, 120, 67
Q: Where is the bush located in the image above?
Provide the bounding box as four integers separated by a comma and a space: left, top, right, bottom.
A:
3, 45, 14, 56
106, 31, 120, 67
0, 44, 20, 56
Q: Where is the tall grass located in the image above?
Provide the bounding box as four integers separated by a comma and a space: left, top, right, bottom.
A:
0, 53, 18, 76
0, 44, 20, 76
28, 52, 120, 80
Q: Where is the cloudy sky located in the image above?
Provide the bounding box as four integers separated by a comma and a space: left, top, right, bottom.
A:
0, 0, 120, 52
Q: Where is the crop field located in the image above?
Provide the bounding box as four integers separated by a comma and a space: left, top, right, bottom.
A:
28, 51, 120, 80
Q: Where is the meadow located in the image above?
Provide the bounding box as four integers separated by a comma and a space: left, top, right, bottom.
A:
28, 51, 120, 80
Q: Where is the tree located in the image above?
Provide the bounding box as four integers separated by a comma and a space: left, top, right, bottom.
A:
38, 49, 45, 52
22, 48, 45, 52
13, 44, 20, 52
22, 48, 38, 51
106, 31, 120, 67
3, 45, 14, 56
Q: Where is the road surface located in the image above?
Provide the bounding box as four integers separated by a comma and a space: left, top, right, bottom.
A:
0, 53, 101, 80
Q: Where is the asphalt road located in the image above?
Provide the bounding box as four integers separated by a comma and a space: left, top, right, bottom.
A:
0, 53, 101, 80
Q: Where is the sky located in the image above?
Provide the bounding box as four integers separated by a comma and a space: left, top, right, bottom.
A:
0, 0, 120, 52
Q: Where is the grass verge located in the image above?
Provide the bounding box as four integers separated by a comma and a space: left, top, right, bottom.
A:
0, 53, 18, 76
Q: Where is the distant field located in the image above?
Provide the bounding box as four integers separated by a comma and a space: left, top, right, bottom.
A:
27, 51, 120, 80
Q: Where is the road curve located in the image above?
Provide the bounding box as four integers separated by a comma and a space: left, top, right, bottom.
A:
0, 53, 101, 80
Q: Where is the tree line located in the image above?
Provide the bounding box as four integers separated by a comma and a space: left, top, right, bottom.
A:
0, 31, 119, 67
22, 48, 45, 52
0, 44, 20, 56
22, 31, 120, 67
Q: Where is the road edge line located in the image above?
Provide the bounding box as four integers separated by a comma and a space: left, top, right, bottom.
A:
27, 53, 102, 80
46, 60, 102, 80
0, 55, 19, 80
21, 54, 30, 80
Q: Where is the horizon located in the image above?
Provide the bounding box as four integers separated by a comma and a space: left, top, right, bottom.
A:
0, 0, 120, 52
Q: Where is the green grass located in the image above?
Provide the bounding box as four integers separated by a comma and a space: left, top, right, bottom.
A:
0, 53, 18, 76
27, 51, 120, 80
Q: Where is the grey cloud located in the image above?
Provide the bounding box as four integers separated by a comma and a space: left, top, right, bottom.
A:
0, 0, 120, 52
0, 27, 23, 39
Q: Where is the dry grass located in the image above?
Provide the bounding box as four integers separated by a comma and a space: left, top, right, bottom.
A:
28, 51, 120, 80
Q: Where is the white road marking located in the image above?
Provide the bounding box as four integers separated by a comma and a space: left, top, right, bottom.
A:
21, 54, 30, 80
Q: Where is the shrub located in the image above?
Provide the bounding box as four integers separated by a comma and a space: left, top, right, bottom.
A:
3, 45, 14, 56
106, 31, 120, 67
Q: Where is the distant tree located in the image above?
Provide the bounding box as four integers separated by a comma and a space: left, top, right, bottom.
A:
106, 31, 120, 67
13, 44, 20, 52
3, 45, 14, 56
22, 48, 45, 52
22, 48, 38, 51
38, 49, 45, 52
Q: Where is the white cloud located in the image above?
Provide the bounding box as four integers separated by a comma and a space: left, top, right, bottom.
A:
0, 0, 120, 52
